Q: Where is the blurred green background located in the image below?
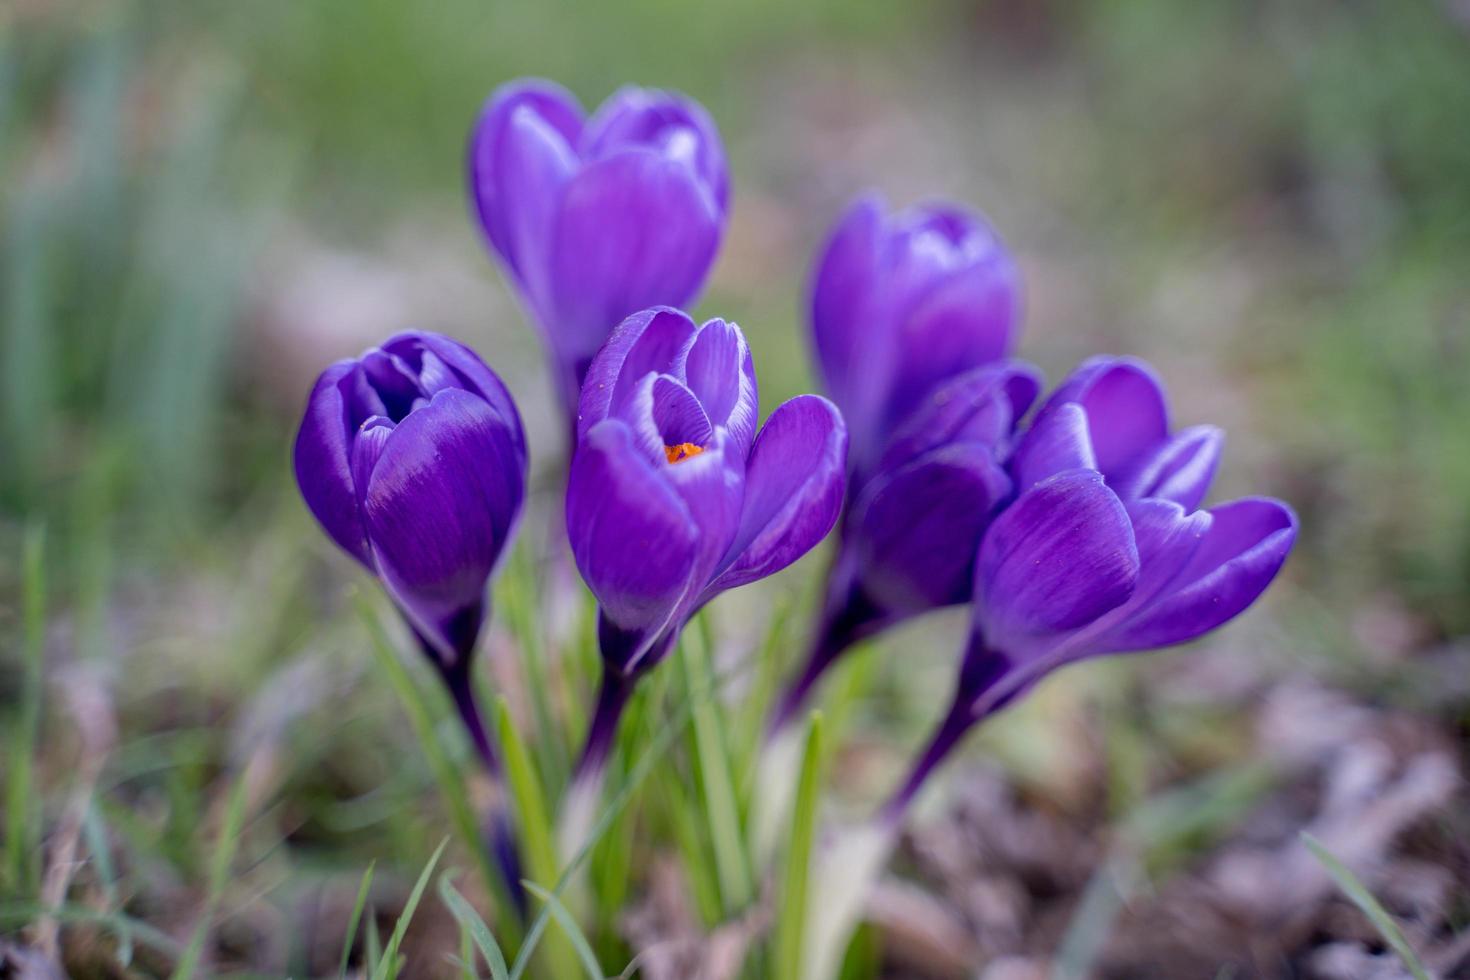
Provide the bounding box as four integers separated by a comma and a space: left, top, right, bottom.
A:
3, 0, 1468, 976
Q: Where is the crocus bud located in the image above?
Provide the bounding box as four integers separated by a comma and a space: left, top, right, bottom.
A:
565, 307, 847, 783
880, 357, 1296, 824
469, 80, 729, 424
294, 330, 527, 667
810, 195, 1021, 476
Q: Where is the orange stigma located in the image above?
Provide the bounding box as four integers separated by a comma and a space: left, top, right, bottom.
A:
664, 442, 705, 464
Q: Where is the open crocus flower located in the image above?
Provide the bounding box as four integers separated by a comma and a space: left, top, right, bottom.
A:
810, 194, 1021, 476
469, 79, 729, 426
293, 330, 528, 909
768, 197, 1025, 734
564, 307, 847, 800
878, 356, 1298, 824
767, 361, 1041, 731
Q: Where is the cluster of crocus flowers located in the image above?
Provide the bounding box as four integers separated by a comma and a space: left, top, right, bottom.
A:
769, 195, 1029, 734
290, 74, 1299, 957
469, 80, 729, 428
563, 306, 847, 821
878, 357, 1298, 822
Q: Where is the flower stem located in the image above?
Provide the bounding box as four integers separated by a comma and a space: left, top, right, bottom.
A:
766, 562, 883, 739
876, 691, 974, 829
558, 668, 635, 864
440, 658, 500, 775
574, 668, 634, 784
436, 656, 528, 918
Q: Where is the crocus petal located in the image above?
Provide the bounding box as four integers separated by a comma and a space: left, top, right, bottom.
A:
383, 331, 527, 464
878, 362, 1041, 473
468, 79, 584, 275
1116, 498, 1213, 610
623, 373, 713, 464
1011, 402, 1097, 492
350, 416, 395, 503
1111, 425, 1223, 510
664, 432, 745, 600
810, 195, 888, 456
1056, 357, 1171, 479
362, 388, 526, 662
566, 419, 700, 668
882, 244, 1021, 431
294, 361, 371, 566
706, 395, 848, 596
852, 444, 1012, 613
1103, 497, 1296, 652
577, 307, 698, 440
976, 469, 1139, 645
492, 107, 579, 311
549, 151, 723, 367
685, 318, 759, 458
581, 86, 729, 212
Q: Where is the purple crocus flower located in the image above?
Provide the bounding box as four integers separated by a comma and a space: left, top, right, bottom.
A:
564, 307, 847, 797
293, 329, 528, 908
768, 362, 1041, 731
879, 357, 1298, 824
810, 195, 1021, 475
769, 197, 1025, 733
469, 79, 729, 426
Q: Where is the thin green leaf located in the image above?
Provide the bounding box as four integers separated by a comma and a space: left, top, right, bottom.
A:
439, 873, 510, 980
492, 697, 580, 979
459, 929, 476, 980
170, 767, 251, 980
523, 882, 604, 980
365, 909, 382, 978
1051, 855, 1134, 980
680, 626, 753, 912
82, 803, 132, 967
1303, 833, 1431, 980
357, 594, 524, 949
369, 838, 449, 980
508, 658, 736, 980
338, 861, 376, 978
0, 902, 181, 958
4, 524, 45, 894
735, 595, 792, 786
499, 546, 569, 791
659, 771, 723, 926
774, 711, 825, 980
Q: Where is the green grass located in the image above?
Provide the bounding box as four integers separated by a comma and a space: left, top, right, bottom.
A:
1304, 833, 1432, 980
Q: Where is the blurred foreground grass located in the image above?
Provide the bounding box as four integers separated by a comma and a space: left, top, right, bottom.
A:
2, 0, 1469, 976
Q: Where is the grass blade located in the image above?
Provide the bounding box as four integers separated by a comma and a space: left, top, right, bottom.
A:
170, 767, 251, 980
338, 860, 377, 977
774, 711, 825, 980
369, 837, 448, 980
365, 910, 382, 977
680, 625, 753, 912
357, 593, 524, 950
1302, 833, 1431, 980
507, 656, 742, 980
4, 524, 45, 895
499, 546, 569, 791
493, 696, 580, 979
523, 882, 604, 980
0, 902, 182, 958
82, 803, 132, 967
439, 873, 510, 980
